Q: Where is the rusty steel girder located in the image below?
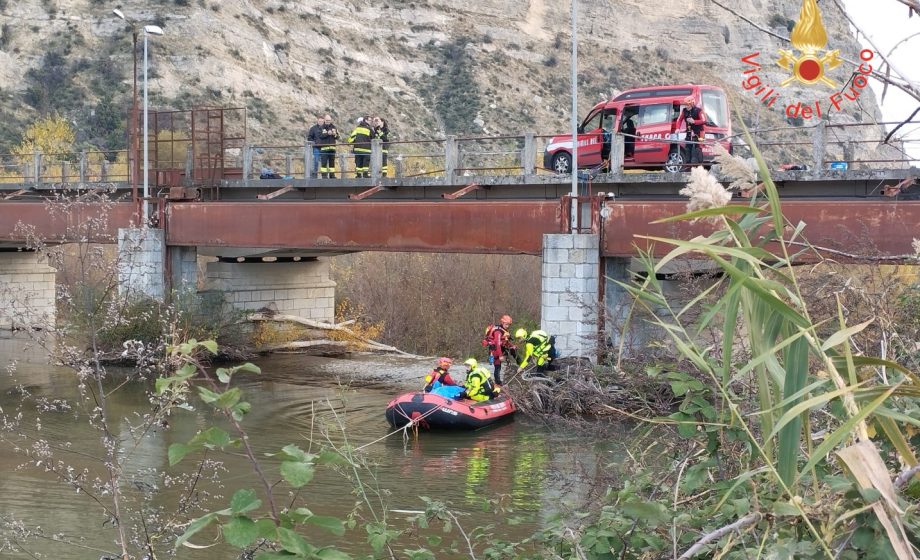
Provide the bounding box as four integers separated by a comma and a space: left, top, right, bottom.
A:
0, 202, 138, 244
603, 200, 920, 261
167, 201, 564, 254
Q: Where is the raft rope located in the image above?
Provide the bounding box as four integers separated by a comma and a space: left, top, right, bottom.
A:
354, 400, 444, 451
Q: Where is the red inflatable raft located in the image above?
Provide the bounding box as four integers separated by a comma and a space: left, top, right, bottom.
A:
385, 391, 516, 430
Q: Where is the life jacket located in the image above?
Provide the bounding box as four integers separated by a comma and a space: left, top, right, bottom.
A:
481, 323, 510, 354
527, 330, 551, 357
481, 324, 497, 350
424, 367, 452, 391
464, 366, 495, 401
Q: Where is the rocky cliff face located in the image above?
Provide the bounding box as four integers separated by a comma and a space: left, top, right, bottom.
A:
0, 0, 900, 166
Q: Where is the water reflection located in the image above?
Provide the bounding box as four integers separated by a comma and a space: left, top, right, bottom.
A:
0, 338, 630, 557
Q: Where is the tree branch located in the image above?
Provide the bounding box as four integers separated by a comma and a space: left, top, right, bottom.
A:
784, 240, 919, 262
677, 513, 762, 559
708, 0, 789, 42
892, 0, 920, 12
894, 464, 920, 489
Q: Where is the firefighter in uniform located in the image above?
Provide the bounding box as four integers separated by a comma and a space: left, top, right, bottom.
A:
515, 329, 556, 373
348, 117, 373, 178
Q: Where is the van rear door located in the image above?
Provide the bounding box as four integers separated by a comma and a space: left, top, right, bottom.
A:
632, 102, 675, 166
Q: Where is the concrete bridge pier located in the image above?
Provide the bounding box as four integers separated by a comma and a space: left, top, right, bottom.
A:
541, 234, 600, 360
603, 257, 646, 355
168, 245, 199, 292
203, 257, 336, 322
117, 228, 166, 301
0, 250, 56, 330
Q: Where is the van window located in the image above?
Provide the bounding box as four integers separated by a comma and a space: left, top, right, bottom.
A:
638, 103, 672, 126
702, 90, 728, 128
614, 88, 693, 101
581, 110, 603, 132
602, 109, 617, 132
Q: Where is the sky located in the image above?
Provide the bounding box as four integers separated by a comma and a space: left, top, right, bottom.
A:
841, 0, 920, 162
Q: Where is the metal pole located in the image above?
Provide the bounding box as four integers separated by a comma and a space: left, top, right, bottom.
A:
570, 0, 578, 231
131, 31, 138, 205
143, 31, 149, 227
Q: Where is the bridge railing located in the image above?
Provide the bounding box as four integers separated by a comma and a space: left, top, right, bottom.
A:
744, 119, 919, 172
239, 133, 562, 183
0, 121, 915, 191
0, 150, 131, 186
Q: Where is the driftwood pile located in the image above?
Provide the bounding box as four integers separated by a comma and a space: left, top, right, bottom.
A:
510, 358, 678, 419
246, 312, 419, 356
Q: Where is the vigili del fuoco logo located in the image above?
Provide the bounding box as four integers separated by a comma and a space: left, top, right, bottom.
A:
738, 0, 876, 120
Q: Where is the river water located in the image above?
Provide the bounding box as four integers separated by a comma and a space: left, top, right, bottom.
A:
0, 336, 630, 558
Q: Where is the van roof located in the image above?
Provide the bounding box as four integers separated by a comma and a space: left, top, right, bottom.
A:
611, 83, 723, 103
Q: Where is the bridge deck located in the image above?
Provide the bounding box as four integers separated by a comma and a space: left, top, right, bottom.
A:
0, 170, 918, 259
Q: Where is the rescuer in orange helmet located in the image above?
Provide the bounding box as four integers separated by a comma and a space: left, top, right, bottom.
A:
480, 314, 515, 386
423, 357, 458, 392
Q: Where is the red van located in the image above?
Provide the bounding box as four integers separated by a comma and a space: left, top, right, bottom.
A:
543, 84, 732, 173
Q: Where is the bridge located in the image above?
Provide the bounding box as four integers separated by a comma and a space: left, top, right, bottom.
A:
1, 107, 918, 358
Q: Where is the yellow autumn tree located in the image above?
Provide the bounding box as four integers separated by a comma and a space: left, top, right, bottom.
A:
14, 114, 76, 159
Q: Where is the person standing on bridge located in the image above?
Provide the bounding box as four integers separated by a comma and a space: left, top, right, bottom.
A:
306, 114, 324, 178
348, 117, 373, 178
372, 116, 390, 177
675, 96, 707, 166
317, 115, 339, 178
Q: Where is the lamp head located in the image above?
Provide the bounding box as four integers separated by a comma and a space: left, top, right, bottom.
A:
112, 8, 126, 20
144, 25, 164, 36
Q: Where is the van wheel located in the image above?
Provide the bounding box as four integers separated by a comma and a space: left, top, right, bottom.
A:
552, 152, 572, 174
664, 149, 686, 173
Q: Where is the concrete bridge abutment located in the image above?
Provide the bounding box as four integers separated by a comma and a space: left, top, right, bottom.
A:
0, 251, 56, 330
203, 258, 336, 322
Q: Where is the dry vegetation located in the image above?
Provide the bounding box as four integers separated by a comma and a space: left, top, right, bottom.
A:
332, 252, 541, 357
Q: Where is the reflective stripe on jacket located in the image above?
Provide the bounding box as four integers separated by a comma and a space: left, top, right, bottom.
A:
348, 125, 372, 153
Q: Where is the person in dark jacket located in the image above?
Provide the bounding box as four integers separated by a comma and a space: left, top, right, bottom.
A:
372, 116, 390, 177
675, 96, 707, 165
348, 117, 372, 178
306, 115, 324, 178
317, 114, 339, 178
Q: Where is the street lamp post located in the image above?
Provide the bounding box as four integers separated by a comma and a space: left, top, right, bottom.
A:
142, 24, 163, 227
570, 0, 579, 231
